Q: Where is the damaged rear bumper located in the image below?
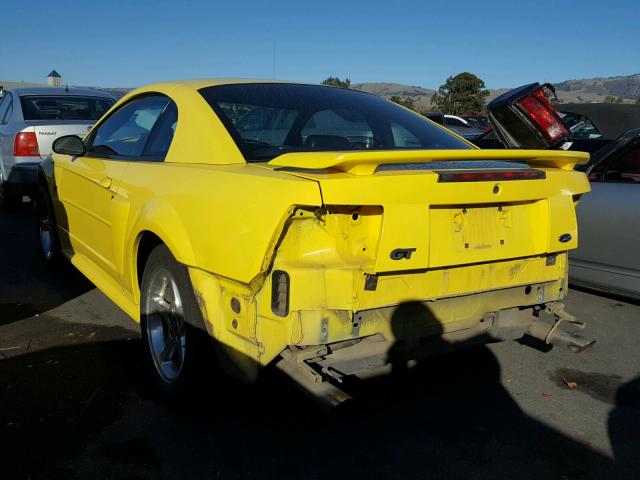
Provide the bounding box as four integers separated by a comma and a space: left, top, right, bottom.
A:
276, 300, 593, 408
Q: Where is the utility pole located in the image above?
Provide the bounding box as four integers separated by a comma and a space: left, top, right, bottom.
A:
272, 40, 277, 79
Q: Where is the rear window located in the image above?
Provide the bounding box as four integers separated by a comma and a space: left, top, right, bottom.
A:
20, 95, 115, 121
199, 83, 470, 162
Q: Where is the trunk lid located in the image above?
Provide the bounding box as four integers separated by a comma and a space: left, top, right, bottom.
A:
25, 120, 95, 159
265, 149, 590, 273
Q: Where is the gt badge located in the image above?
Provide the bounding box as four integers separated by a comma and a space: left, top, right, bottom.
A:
390, 248, 416, 260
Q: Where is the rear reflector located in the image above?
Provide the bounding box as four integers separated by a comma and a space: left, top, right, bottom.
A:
13, 132, 40, 157
437, 169, 546, 182
516, 87, 569, 143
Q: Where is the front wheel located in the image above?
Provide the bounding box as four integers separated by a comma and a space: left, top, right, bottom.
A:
140, 244, 212, 396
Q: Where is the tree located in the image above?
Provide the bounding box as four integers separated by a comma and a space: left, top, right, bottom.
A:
431, 72, 489, 115
321, 76, 351, 88
604, 95, 624, 104
389, 95, 416, 111
636, 98, 640, 105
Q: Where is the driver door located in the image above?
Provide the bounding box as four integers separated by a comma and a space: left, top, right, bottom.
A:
57, 95, 170, 282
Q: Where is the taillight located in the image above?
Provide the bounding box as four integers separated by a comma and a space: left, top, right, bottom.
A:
437, 169, 546, 182
516, 86, 569, 143
13, 132, 40, 157
486, 82, 572, 149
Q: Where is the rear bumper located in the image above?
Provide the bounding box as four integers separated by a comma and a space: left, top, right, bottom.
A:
5, 162, 40, 195
189, 254, 569, 383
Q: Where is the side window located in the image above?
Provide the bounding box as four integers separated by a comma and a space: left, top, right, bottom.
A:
0, 95, 13, 124
301, 109, 375, 149
142, 101, 178, 159
88, 95, 169, 158
602, 146, 640, 183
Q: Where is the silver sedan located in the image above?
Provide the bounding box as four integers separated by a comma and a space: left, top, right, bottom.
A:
570, 128, 640, 300
0, 87, 115, 206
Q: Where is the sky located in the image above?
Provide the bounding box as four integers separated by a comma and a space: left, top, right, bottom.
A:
0, 0, 638, 89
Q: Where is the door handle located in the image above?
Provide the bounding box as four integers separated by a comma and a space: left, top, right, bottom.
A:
99, 177, 112, 189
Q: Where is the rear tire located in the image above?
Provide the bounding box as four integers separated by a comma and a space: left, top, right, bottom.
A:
34, 183, 62, 266
140, 244, 212, 397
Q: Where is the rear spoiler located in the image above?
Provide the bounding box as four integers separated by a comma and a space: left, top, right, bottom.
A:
268, 149, 589, 176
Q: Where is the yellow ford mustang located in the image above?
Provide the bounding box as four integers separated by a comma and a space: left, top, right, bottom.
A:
38, 80, 591, 405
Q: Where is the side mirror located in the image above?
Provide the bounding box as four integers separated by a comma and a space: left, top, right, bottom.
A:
52, 135, 86, 156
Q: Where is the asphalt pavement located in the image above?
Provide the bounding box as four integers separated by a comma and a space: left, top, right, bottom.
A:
1, 202, 639, 480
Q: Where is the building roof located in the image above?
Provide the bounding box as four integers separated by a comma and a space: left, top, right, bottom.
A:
47, 70, 61, 78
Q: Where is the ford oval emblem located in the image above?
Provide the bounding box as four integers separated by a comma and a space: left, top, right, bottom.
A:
559, 233, 572, 243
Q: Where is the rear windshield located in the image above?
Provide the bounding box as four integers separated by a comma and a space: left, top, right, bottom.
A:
20, 95, 115, 121
199, 83, 470, 162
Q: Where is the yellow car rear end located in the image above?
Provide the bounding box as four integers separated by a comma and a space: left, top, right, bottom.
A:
40, 80, 592, 406
188, 149, 591, 406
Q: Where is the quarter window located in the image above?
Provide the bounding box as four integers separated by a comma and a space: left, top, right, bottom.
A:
88, 95, 170, 158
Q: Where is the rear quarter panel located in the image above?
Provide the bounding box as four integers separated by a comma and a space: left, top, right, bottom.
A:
120, 162, 322, 302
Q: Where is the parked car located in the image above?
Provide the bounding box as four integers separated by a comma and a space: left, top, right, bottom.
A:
38, 80, 591, 406
422, 112, 486, 140
569, 128, 640, 299
472, 89, 640, 300
472, 102, 640, 155
0, 87, 115, 206
442, 114, 486, 139
461, 114, 491, 131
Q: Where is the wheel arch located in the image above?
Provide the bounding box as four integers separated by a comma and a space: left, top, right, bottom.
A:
136, 231, 164, 289
129, 204, 198, 305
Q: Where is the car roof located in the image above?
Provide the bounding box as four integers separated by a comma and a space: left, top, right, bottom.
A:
132, 79, 342, 96
8, 86, 115, 98
163, 78, 306, 89
121, 79, 376, 105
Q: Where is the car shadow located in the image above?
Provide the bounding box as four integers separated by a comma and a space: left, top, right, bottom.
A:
2, 301, 634, 479
608, 374, 640, 478
0, 202, 93, 326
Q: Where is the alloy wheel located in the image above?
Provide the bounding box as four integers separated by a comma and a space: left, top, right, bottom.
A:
144, 268, 187, 383
37, 197, 54, 260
